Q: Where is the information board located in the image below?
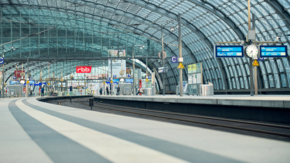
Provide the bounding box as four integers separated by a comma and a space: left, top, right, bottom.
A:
125, 79, 133, 83
188, 63, 202, 74
187, 63, 203, 85
260, 45, 288, 57
215, 46, 244, 58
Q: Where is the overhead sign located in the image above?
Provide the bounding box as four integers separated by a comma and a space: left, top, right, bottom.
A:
10, 81, 20, 85
260, 45, 288, 57
76, 66, 92, 73
253, 60, 260, 66
171, 56, 177, 63
23, 81, 36, 86
113, 79, 119, 83
158, 67, 169, 73
177, 63, 185, 69
125, 79, 133, 83
0, 57, 4, 65
215, 46, 244, 58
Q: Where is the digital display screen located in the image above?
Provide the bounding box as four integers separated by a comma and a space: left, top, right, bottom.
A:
260, 45, 288, 57
125, 79, 133, 83
215, 46, 244, 57
113, 79, 119, 83
10, 81, 19, 85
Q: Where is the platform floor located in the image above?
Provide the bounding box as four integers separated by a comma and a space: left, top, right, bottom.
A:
95, 94, 290, 108
0, 97, 289, 163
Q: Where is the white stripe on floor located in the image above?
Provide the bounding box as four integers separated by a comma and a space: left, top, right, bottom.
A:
16, 99, 188, 163
0, 98, 53, 163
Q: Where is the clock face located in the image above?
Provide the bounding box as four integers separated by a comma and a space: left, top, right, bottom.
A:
246, 44, 258, 58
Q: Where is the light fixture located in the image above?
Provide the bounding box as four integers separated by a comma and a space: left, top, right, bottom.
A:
171, 27, 174, 31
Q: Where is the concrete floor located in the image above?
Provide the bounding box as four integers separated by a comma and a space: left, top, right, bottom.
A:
0, 97, 289, 163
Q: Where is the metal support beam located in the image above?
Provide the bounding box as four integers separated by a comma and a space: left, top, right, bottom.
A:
178, 14, 183, 97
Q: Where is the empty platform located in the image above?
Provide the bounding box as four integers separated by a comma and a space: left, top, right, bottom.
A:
0, 97, 289, 163
94, 95, 290, 109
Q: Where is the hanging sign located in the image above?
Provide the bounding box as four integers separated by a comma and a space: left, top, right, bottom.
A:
76, 66, 92, 73
260, 45, 288, 57
253, 60, 260, 66
171, 56, 177, 63
0, 57, 4, 65
177, 63, 185, 69
215, 46, 244, 57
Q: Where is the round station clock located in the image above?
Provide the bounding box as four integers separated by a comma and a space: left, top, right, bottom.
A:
245, 44, 258, 58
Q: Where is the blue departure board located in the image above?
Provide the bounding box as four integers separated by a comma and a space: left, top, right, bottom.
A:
215, 46, 244, 57
260, 45, 288, 57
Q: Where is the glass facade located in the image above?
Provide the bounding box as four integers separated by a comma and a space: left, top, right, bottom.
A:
1, 0, 290, 92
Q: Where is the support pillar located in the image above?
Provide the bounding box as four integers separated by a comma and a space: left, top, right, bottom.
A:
178, 13, 183, 97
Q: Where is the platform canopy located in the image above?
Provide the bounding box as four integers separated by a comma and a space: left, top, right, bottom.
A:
1, 0, 290, 93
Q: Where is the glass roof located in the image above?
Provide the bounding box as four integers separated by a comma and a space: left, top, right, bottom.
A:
1, 0, 290, 91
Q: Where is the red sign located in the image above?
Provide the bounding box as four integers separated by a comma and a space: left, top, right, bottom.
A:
76, 66, 92, 73
14, 70, 25, 80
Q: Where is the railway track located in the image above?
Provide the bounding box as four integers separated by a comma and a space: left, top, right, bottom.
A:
59, 98, 290, 138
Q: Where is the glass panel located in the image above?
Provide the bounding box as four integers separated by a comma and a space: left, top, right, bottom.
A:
281, 74, 287, 88
263, 75, 269, 89
269, 75, 274, 88
240, 77, 244, 89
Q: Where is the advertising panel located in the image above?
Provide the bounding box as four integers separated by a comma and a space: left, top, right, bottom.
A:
14, 70, 25, 80
86, 74, 98, 79
108, 59, 126, 78
76, 66, 92, 73
108, 50, 126, 57
188, 63, 202, 73
108, 50, 127, 78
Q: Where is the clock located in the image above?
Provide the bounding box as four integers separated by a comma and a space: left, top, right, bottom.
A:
246, 44, 258, 58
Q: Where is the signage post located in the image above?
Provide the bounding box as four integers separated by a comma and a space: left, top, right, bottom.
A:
1, 51, 4, 98
178, 13, 183, 97
26, 58, 29, 98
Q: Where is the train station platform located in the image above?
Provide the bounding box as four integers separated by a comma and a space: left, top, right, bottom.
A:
94, 95, 290, 109
94, 95, 290, 125
0, 97, 289, 163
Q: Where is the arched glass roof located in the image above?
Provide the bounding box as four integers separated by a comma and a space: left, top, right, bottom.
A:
1, 0, 290, 92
